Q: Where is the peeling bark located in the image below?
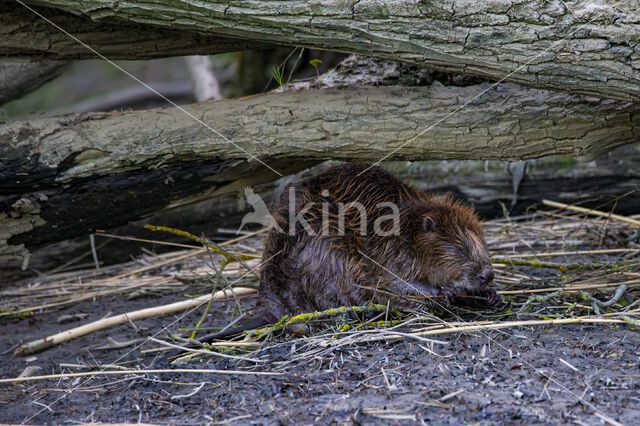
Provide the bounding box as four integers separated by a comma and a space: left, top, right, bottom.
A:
21, 0, 640, 100
0, 1, 266, 60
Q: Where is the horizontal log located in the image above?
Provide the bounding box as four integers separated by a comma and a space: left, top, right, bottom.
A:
176, 149, 640, 230
394, 148, 640, 219
2, 84, 638, 193
21, 0, 640, 100
0, 1, 266, 59
0, 160, 312, 274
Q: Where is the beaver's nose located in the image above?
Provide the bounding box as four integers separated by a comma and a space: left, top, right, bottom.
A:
479, 268, 494, 287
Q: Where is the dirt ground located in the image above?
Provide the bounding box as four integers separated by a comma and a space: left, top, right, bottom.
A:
1, 289, 638, 425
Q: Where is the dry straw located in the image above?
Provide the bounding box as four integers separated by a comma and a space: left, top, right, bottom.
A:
2, 201, 639, 372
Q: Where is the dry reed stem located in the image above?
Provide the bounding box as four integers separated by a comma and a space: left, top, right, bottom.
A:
412, 317, 625, 337
543, 199, 640, 227
14, 287, 256, 356
0, 368, 282, 384
147, 337, 263, 363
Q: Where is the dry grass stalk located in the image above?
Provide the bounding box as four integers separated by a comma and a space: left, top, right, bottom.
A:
147, 337, 263, 363
412, 318, 625, 337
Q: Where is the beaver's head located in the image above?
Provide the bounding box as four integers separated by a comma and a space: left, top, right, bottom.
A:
400, 196, 494, 302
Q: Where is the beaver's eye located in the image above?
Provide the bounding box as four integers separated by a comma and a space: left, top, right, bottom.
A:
422, 216, 436, 232
453, 246, 468, 257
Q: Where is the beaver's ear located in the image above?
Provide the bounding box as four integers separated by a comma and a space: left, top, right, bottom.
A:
422, 216, 437, 232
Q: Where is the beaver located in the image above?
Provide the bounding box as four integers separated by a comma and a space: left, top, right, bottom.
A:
199, 163, 499, 341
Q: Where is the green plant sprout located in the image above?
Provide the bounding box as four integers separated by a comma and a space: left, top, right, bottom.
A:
309, 58, 323, 78
272, 64, 285, 86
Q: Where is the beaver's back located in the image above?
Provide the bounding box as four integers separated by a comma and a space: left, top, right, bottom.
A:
198, 164, 496, 343
294, 163, 423, 207
256, 164, 428, 319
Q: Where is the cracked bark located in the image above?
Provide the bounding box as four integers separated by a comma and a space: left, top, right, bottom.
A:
0, 1, 268, 60
0, 160, 313, 277
20, 0, 640, 100
3, 82, 637, 188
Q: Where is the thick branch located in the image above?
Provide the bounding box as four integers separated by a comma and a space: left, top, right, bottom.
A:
0, 1, 265, 59
22, 0, 640, 100
2, 84, 637, 194
0, 59, 67, 105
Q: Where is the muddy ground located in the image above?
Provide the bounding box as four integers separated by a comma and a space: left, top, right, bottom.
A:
1, 289, 638, 425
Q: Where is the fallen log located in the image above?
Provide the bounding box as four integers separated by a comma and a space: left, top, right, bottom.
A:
158, 147, 640, 234
3, 83, 636, 190
22, 0, 640, 100
0, 1, 266, 60
0, 159, 312, 271
3, 147, 639, 285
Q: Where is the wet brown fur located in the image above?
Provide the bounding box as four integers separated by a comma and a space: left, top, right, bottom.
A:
254, 163, 499, 322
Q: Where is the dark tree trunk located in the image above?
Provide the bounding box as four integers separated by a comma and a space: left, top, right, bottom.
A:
3, 147, 639, 285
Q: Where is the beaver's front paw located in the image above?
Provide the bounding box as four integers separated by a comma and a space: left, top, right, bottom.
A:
483, 287, 502, 306
449, 287, 502, 308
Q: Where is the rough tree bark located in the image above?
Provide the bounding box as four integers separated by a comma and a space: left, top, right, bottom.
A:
0, 1, 266, 60
21, 0, 640, 100
2, 82, 637, 187
0, 59, 68, 105
0, 160, 313, 271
